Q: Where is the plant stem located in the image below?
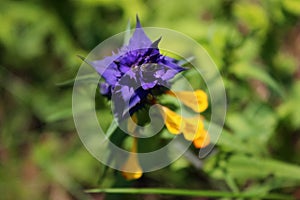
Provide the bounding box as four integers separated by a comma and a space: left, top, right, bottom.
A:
85, 188, 293, 200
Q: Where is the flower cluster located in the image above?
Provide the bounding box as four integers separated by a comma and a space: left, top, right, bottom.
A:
90, 16, 209, 180
90, 17, 185, 120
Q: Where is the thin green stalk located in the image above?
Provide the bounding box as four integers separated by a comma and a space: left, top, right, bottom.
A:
225, 173, 240, 193
85, 188, 293, 200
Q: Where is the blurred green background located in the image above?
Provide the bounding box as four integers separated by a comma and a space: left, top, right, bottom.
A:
1, 0, 300, 199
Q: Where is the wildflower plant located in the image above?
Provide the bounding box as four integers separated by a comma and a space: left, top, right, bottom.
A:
73, 16, 226, 180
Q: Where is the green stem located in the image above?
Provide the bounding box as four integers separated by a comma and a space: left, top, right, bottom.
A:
85, 188, 293, 200
225, 173, 240, 193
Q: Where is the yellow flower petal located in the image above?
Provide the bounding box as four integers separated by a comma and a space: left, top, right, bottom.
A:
121, 155, 143, 180
121, 138, 143, 180
160, 106, 183, 134
182, 116, 204, 141
168, 90, 208, 113
193, 130, 210, 148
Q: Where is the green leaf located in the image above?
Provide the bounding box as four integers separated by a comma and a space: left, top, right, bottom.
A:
282, 0, 300, 15
233, 1, 269, 36
230, 62, 284, 97
123, 20, 131, 45
277, 81, 300, 129
226, 103, 277, 147
177, 56, 195, 66
226, 155, 300, 183
105, 120, 118, 138
56, 72, 99, 87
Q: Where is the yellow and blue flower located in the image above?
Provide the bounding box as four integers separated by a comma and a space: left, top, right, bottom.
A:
90, 16, 209, 180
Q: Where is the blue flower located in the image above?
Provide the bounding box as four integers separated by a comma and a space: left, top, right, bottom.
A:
85, 17, 210, 180
90, 16, 186, 121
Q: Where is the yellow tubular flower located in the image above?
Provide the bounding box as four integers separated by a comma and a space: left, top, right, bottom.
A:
160, 105, 210, 148
193, 130, 210, 148
182, 116, 205, 141
121, 137, 143, 180
160, 106, 183, 134
167, 90, 208, 113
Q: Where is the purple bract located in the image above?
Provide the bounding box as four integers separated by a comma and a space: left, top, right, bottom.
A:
89, 16, 186, 121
